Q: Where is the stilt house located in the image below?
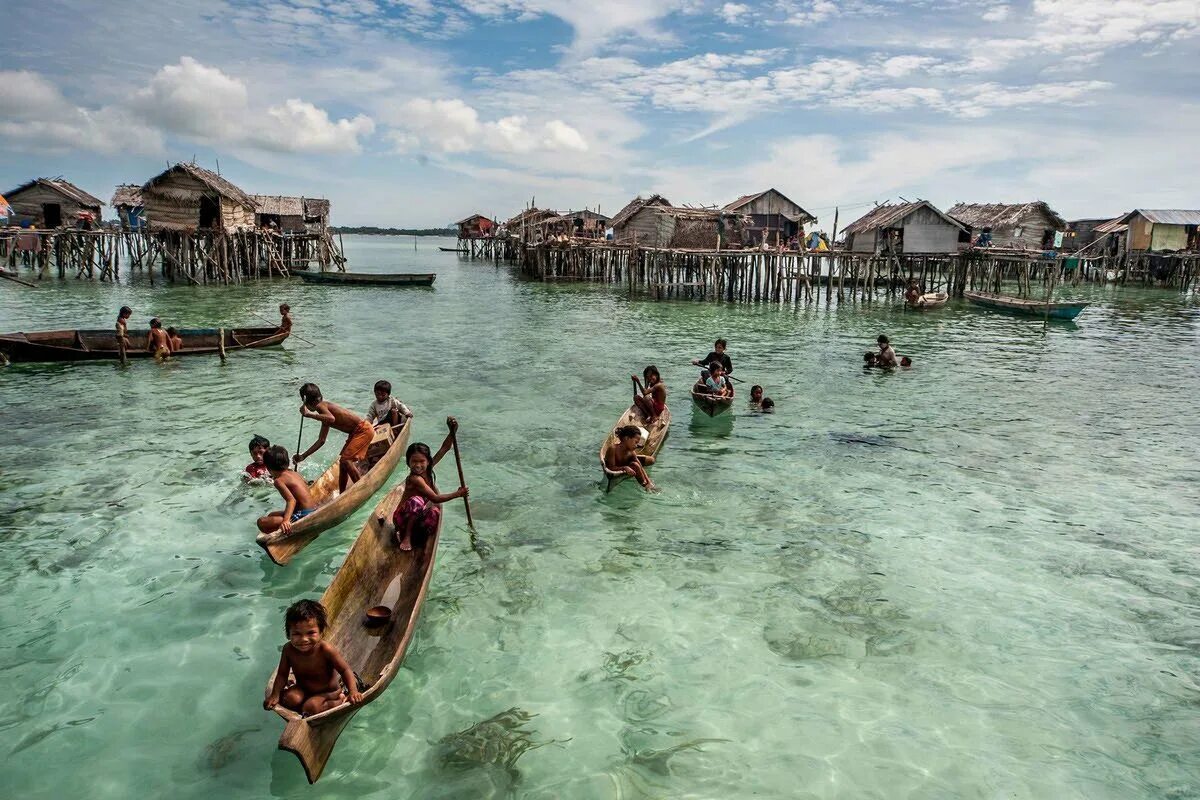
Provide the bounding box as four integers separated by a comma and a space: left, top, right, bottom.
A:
111, 185, 144, 231
947, 201, 1066, 250
1107, 209, 1200, 253
610, 204, 743, 249
4, 178, 103, 228
610, 194, 672, 244
141, 163, 256, 232
842, 201, 965, 254
722, 188, 816, 246
250, 196, 331, 233
456, 214, 496, 239
539, 210, 611, 239
504, 208, 559, 242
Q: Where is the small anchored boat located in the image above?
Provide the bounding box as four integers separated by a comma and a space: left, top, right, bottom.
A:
965, 291, 1088, 320
0, 326, 287, 363
437, 246, 466, 253
599, 404, 671, 491
266, 480, 442, 782
256, 421, 411, 565
908, 292, 948, 310
296, 271, 436, 287
690, 383, 735, 417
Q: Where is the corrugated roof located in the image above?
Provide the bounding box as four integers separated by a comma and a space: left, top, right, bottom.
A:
142, 162, 256, 209
948, 201, 1066, 230
1119, 209, 1200, 226
611, 194, 671, 228
5, 178, 104, 208
723, 188, 816, 223
842, 200, 965, 235
111, 184, 142, 207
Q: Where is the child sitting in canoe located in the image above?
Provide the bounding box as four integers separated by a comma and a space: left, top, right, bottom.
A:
366, 380, 413, 429
631, 365, 667, 422
166, 326, 183, 352
278, 303, 292, 335
749, 384, 764, 407
244, 434, 271, 481
256, 445, 317, 534
603, 424, 657, 491
392, 417, 468, 551
264, 599, 362, 716
293, 383, 374, 493
703, 362, 732, 396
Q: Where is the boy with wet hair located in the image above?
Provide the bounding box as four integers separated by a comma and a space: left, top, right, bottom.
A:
366, 380, 413, 429
245, 434, 271, 480
166, 326, 183, 352
876, 335, 898, 367
604, 424, 657, 491
147, 318, 170, 359
294, 383, 374, 493
863, 351, 878, 368
264, 599, 362, 715
115, 306, 132, 349
278, 304, 292, 335
256, 444, 317, 534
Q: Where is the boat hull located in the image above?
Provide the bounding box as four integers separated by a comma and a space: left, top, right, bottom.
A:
268, 482, 442, 782
965, 291, 1087, 320
256, 419, 411, 565
296, 271, 435, 286
0, 326, 288, 363
690, 384, 734, 417
600, 404, 671, 491
908, 292, 948, 310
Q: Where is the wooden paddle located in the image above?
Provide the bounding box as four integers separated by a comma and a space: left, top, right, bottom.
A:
251, 310, 317, 347
687, 361, 744, 383
294, 416, 305, 467
447, 417, 487, 558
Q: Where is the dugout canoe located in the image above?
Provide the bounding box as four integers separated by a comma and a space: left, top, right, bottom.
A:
908, 291, 949, 310
965, 290, 1088, 320
437, 247, 465, 253
296, 271, 436, 287
266, 481, 443, 782
599, 404, 671, 492
0, 326, 288, 363
256, 420, 411, 565
690, 383, 735, 417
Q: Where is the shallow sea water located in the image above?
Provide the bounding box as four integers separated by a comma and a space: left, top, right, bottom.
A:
1, 236, 1198, 799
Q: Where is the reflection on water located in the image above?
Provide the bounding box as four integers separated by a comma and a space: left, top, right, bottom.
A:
0, 238, 1198, 798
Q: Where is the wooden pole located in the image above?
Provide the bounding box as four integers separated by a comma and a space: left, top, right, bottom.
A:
218, 327, 227, 363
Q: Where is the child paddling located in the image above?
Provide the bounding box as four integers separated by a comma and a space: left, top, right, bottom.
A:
293, 383, 374, 493
392, 417, 468, 551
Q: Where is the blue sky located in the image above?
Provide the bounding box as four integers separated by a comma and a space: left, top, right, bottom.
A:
2, 0, 1197, 227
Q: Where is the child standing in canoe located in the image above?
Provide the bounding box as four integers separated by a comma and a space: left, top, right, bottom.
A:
392, 417, 468, 551
604, 424, 657, 491
293, 383, 374, 493
265, 599, 362, 715
256, 445, 317, 534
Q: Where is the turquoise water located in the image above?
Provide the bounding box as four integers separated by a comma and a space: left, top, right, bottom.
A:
1, 236, 1198, 799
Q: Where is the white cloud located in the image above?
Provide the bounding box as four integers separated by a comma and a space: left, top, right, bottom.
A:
389, 97, 586, 155
981, 5, 1010, 22
781, 0, 841, 25
720, 2, 751, 23
260, 100, 375, 153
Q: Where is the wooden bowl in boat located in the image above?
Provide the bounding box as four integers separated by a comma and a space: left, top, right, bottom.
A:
364, 606, 392, 627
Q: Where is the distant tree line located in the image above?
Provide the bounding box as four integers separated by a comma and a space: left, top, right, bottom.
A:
330, 226, 455, 236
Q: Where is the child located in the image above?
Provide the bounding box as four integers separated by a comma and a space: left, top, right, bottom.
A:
244, 435, 271, 480
603, 424, 657, 491
692, 338, 733, 377
904, 280, 921, 305
863, 351, 878, 368
760, 397, 775, 412
749, 384, 764, 407
631, 365, 667, 422
366, 380, 413, 429
166, 326, 183, 352
264, 599, 362, 715
900, 356, 913, 368
278, 304, 292, 335
876, 335, 898, 367
256, 444, 317, 534
146, 318, 170, 359
293, 383, 374, 493
115, 306, 132, 348
392, 418, 468, 551
705, 362, 731, 397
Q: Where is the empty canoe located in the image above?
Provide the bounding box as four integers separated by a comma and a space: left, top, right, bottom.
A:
297, 272, 436, 287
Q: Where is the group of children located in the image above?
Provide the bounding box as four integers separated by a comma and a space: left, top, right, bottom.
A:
691, 338, 776, 411
115, 306, 183, 359
863, 335, 913, 369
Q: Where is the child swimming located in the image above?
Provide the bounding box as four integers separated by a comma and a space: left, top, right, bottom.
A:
392, 418, 468, 551
244, 434, 271, 480
264, 599, 362, 715
749, 384, 764, 407
256, 445, 317, 534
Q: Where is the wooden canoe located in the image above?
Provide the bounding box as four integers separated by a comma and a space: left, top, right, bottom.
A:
0, 326, 288, 363
599, 404, 671, 491
437, 247, 465, 253
690, 383, 735, 417
296, 271, 435, 287
909, 291, 948, 310
267, 481, 442, 782
256, 420, 411, 565
965, 290, 1088, 320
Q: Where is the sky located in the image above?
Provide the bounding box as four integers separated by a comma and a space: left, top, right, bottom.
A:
1, 0, 1197, 227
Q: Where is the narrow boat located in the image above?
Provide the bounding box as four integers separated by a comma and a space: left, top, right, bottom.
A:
599, 404, 671, 491
965, 290, 1089, 320
908, 292, 948, 310
0, 326, 287, 364
296, 271, 436, 287
690, 383, 735, 417
256, 420, 411, 565
266, 481, 442, 782
437, 247, 466, 253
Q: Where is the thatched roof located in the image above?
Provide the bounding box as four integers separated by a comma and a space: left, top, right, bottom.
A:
304, 198, 330, 218
251, 195, 305, 215
111, 184, 143, 208
505, 208, 557, 228
542, 209, 611, 226
842, 201, 965, 235
6, 178, 103, 208
611, 194, 671, 228
142, 162, 255, 210
947, 201, 1066, 231
1093, 217, 1128, 234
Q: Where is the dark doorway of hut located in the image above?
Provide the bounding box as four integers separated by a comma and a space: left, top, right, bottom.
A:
43, 203, 62, 228
199, 196, 219, 229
